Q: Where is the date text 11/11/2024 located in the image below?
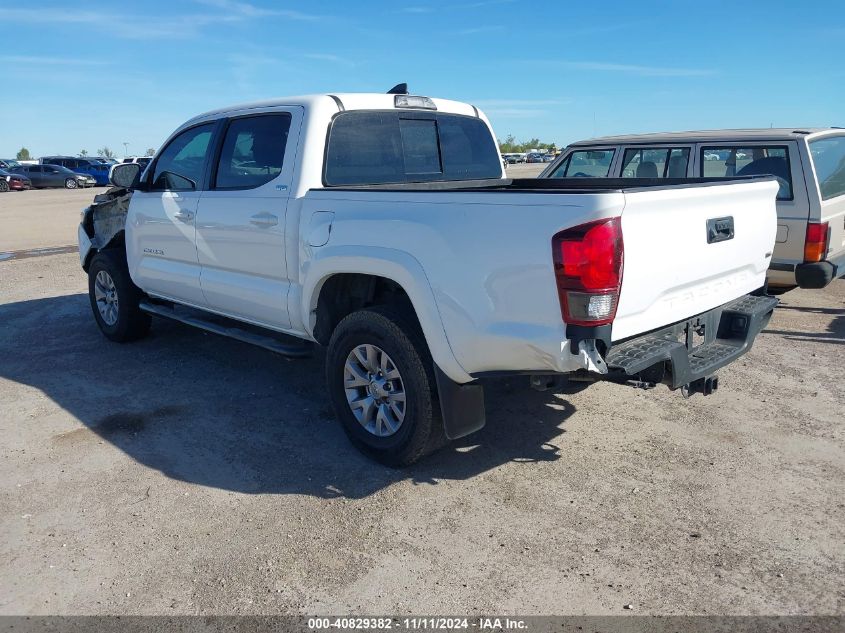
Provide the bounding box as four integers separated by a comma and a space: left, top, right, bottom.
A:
308, 617, 528, 630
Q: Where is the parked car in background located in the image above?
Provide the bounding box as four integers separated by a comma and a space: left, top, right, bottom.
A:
95, 157, 119, 166
40, 156, 110, 186
526, 153, 546, 163
0, 168, 32, 191
540, 128, 845, 293
13, 164, 95, 189
79, 90, 778, 465
503, 153, 526, 164
121, 156, 152, 168
0, 159, 22, 170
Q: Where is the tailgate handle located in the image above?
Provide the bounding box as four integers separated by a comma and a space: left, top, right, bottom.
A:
707, 216, 734, 244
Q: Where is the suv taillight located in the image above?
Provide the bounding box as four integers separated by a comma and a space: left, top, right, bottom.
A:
804, 221, 829, 263
552, 217, 624, 326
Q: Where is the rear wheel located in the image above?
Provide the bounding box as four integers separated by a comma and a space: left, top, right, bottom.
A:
326, 307, 441, 467
87, 250, 151, 342
0, 180, 8, 193
65, 178, 78, 189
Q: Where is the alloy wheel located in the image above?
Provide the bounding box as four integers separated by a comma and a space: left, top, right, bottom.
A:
343, 344, 406, 437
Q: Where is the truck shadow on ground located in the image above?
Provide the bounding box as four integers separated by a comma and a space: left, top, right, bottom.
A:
764, 304, 845, 345
0, 294, 577, 499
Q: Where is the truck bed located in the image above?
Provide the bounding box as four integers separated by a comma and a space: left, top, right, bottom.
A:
303, 175, 779, 375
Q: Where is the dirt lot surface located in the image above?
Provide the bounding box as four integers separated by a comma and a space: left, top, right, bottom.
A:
0, 188, 843, 616
0, 187, 109, 253
505, 163, 548, 178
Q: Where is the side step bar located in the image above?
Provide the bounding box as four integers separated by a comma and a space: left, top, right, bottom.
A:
139, 301, 312, 359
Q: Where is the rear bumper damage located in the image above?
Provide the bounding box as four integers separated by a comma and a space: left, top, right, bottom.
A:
526, 291, 778, 397
447, 291, 778, 439
602, 292, 778, 393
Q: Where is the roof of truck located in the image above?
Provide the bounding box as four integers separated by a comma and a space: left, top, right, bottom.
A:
569, 128, 843, 146
185, 93, 479, 126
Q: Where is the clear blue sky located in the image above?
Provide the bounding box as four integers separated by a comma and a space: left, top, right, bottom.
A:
1, 0, 842, 158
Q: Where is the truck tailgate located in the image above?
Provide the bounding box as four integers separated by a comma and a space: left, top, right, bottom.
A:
613, 179, 779, 341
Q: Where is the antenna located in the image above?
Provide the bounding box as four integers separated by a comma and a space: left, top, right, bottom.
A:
387, 83, 408, 95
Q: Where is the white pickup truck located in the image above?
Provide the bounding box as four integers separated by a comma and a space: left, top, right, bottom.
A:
78, 89, 780, 465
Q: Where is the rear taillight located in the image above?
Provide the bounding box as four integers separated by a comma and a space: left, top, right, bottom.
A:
804, 221, 829, 263
552, 217, 624, 326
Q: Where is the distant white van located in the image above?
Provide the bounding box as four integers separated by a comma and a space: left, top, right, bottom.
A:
541, 129, 845, 292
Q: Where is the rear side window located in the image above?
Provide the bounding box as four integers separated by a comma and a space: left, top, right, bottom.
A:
621, 147, 690, 178
324, 111, 501, 186
701, 146, 793, 200
809, 136, 845, 200
151, 123, 215, 191
549, 149, 615, 178
214, 114, 292, 190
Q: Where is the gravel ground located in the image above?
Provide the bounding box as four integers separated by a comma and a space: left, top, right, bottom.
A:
0, 187, 843, 616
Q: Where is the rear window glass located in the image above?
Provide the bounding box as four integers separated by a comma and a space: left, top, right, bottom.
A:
621, 147, 690, 178
701, 146, 792, 200
324, 111, 501, 186
809, 136, 845, 200
548, 149, 615, 178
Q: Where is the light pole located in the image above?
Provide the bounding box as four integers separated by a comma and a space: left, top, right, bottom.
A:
123, 142, 129, 158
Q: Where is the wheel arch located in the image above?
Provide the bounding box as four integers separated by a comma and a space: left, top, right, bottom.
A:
82, 230, 126, 272
302, 246, 472, 384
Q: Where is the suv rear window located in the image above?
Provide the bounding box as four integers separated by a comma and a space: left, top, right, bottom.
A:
809, 136, 845, 200
701, 146, 793, 200
324, 111, 501, 186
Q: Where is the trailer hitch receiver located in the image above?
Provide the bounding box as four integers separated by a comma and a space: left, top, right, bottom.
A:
681, 375, 719, 398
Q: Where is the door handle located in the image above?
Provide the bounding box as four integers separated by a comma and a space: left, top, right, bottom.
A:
250, 212, 279, 228
174, 209, 195, 222
706, 216, 734, 244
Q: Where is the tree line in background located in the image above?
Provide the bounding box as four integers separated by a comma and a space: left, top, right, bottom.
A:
498, 135, 558, 154
15, 147, 156, 160
16, 139, 559, 161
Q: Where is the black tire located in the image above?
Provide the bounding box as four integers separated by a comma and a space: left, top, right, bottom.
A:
65, 178, 78, 189
326, 307, 442, 467
0, 180, 9, 192
87, 249, 151, 342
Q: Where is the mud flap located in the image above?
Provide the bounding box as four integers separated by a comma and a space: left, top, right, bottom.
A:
434, 365, 486, 440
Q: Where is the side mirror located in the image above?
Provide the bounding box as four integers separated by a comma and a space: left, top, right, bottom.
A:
109, 162, 141, 189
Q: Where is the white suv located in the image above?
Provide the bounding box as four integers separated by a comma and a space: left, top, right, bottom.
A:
542, 129, 845, 293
